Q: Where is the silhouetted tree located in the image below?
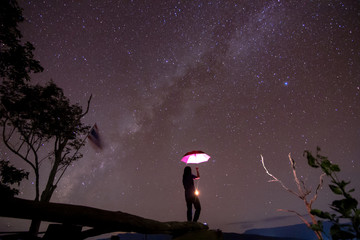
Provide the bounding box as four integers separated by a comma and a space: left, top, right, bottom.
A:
261, 153, 325, 240
0, 0, 92, 236
1, 79, 92, 234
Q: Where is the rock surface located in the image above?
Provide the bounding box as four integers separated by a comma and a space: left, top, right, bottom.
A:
0, 197, 209, 239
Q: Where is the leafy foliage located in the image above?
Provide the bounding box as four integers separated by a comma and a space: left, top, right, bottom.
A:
0, 80, 91, 201
0, 0, 91, 204
0, 160, 29, 197
0, 0, 43, 83
1, 80, 89, 142
0, 0, 92, 235
304, 147, 360, 240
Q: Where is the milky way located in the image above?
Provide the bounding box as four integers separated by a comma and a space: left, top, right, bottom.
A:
1, 0, 360, 235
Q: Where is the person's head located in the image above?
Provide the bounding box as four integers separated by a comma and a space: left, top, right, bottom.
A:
183, 166, 192, 176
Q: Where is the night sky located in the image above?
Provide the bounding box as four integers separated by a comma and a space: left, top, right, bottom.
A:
1, 0, 360, 235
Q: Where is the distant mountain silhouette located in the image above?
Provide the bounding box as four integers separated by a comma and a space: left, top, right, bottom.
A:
98, 233, 171, 240
100, 232, 304, 240
243, 222, 332, 240
100, 222, 333, 240
223, 232, 306, 240
101, 230, 310, 240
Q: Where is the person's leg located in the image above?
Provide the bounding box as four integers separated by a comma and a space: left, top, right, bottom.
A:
186, 199, 193, 221
193, 197, 201, 222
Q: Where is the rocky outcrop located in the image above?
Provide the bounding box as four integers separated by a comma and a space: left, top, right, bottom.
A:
0, 197, 210, 239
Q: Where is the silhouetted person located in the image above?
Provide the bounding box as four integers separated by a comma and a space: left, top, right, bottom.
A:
182, 166, 201, 222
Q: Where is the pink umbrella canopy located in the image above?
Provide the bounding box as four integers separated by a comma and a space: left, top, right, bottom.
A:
181, 150, 210, 164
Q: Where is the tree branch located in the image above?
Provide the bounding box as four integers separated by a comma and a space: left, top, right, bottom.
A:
4, 119, 17, 143
309, 173, 325, 206
288, 153, 311, 199
260, 155, 299, 197
16, 138, 26, 153
2, 120, 36, 172
277, 209, 311, 228
80, 94, 92, 118
261, 154, 324, 240
39, 151, 54, 165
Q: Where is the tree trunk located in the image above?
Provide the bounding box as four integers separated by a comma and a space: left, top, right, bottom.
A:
305, 201, 323, 240
28, 173, 57, 237
29, 219, 41, 237
29, 145, 63, 236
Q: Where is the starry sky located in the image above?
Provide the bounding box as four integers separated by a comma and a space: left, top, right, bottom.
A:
1, 0, 360, 235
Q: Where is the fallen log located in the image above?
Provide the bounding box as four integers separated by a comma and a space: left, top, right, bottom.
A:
0, 197, 208, 238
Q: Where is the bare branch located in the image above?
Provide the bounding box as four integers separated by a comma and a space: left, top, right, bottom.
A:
80, 94, 92, 118
24, 142, 31, 159
288, 153, 311, 198
34, 139, 43, 152
16, 138, 26, 152
310, 173, 326, 206
39, 151, 54, 165
261, 153, 324, 240
2, 123, 37, 172
260, 155, 299, 197
299, 178, 307, 194
57, 164, 67, 172
4, 120, 17, 143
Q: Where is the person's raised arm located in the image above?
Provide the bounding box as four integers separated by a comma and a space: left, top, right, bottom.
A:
195, 167, 200, 179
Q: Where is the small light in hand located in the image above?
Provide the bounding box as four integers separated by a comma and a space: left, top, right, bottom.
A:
195, 189, 199, 196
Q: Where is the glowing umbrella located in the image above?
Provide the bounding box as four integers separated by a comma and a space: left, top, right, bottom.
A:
181, 150, 210, 164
